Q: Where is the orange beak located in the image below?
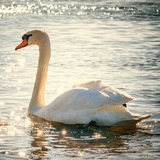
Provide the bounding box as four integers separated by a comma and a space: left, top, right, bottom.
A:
15, 39, 28, 51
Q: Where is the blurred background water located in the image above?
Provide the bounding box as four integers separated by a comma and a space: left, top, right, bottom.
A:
0, 0, 160, 159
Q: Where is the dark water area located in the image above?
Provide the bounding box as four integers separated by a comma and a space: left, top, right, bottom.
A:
0, 0, 160, 159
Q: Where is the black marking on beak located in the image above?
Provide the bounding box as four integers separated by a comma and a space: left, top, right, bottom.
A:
22, 34, 32, 41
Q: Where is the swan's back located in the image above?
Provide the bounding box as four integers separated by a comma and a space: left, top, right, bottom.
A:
73, 80, 133, 104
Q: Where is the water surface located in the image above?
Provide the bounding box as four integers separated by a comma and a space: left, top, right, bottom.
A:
0, 0, 160, 159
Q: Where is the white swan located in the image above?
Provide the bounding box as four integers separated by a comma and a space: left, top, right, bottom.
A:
15, 29, 151, 126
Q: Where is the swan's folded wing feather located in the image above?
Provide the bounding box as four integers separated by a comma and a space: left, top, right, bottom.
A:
73, 80, 133, 105
48, 88, 114, 111
45, 86, 131, 115
35, 88, 106, 123
101, 85, 133, 104
72, 80, 103, 89
37, 88, 117, 113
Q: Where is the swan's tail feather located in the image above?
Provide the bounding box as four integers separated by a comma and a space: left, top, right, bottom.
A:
134, 114, 152, 123
113, 114, 152, 127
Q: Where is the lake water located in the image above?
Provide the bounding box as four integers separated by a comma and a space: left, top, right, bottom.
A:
0, 0, 160, 159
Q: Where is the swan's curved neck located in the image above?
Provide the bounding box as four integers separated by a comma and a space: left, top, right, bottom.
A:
29, 42, 51, 112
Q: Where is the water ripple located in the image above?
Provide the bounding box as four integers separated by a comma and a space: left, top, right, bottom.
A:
0, 0, 160, 159
0, 1, 159, 20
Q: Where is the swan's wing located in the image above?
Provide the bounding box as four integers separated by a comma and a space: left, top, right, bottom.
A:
73, 80, 133, 105
35, 88, 150, 125
73, 80, 104, 89
36, 88, 122, 124
48, 88, 115, 111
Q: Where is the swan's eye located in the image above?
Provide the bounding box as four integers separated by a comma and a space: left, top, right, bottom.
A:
22, 34, 32, 41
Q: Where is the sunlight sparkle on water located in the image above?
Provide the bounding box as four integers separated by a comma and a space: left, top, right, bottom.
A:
78, 150, 84, 157
7, 126, 23, 136
93, 133, 101, 139
25, 118, 33, 128
0, 101, 4, 106
5, 151, 9, 155
37, 129, 43, 136
7, 130, 15, 136
10, 111, 15, 116
19, 151, 26, 157
61, 130, 67, 136
14, 116, 21, 122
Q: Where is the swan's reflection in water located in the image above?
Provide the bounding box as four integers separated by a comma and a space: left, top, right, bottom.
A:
28, 115, 138, 159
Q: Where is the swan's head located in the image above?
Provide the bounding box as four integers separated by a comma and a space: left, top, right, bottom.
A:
15, 29, 50, 51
